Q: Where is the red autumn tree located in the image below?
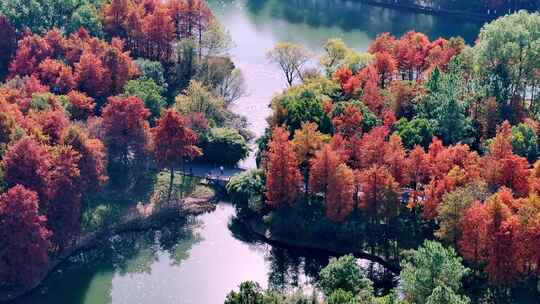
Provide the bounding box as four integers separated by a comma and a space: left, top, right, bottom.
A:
459, 202, 490, 264
43, 28, 67, 58
2, 137, 52, 203
38, 59, 76, 94
75, 50, 110, 98
525, 214, 540, 275
394, 31, 429, 80
102, 40, 138, 95
362, 79, 384, 115
383, 134, 410, 186
292, 122, 325, 193
0, 185, 52, 287
151, 109, 202, 202
265, 127, 302, 208
483, 121, 530, 196
330, 133, 352, 164
334, 67, 354, 93
368, 32, 397, 54
101, 96, 150, 168
326, 164, 355, 222
66, 91, 95, 120
459, 191, 526, 284
179, 0, 213, 53
103, 0, 131, 38
390, 80, 420, 119
373, 52, 397, 89
143, 6, 175, 61
168, 0, 188, 39
125, 7, 146, 57
9, 34, 51, 77
47, 146, 82, 250
406, 145, 431, 205
358, 165, 401, 223
351, 126, 389, 170
429, 141, 479, 180
485, 215, 525, 284
36, 109, 70, 145
332, 105, 363, 138
62, 126, 108, 192
309, 144, 341, 199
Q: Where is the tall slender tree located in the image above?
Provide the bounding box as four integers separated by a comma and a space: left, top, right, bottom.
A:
151, 109, 201, 202
265, 127, 302, 208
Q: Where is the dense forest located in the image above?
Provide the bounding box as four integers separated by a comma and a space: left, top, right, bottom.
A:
0, 0, 250, 296
227, 10, 540, 304
0, 0, 539, 304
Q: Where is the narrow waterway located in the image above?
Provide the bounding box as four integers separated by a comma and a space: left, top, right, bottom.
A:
15, 1, 483, 303
17, 204, 330, 304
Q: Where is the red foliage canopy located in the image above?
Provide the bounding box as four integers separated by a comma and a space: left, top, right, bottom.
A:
265, 127, 302, 208
101, 96, 150, 163
0, 185, 52, 287
326, 164, 355, 222
2, 137, 52, 203
151, 109, 202, 169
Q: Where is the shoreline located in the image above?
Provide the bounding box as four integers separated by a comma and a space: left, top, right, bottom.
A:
240, 215, 401, 274
355, 0, 522, 22
0, 196, 216, 303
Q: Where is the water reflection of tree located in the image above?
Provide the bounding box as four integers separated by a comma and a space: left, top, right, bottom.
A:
106, 217, 203, 275
242, 0, 481, 43
228, 211, 401, 294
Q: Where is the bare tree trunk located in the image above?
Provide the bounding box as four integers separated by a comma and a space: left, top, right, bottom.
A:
168, 166, 175, 205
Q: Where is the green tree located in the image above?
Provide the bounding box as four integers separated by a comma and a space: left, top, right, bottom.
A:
226, 169, 265, 214
273, 86, 330, 133
426, 285, 470, 304
327, 289, 358, 304
197, 57, 246, 105
474, 11, 540, 120
400, 240, 470, 304
175, 80, 226, 125
134, 59, 168, 89
123, 78, 166, 124
416, 66, 474, 145
318, 254, 374, 299
0, 0, 102, 33
171, 39, 199, 95
435, 183, 489, 247
267, 42, 312, 86
201, 18, 232, 57
319, 38, 374, 75
394, 118, 435, 149
201, 127, 249, 165
511, 122, 539, 162
67, 3, 103, 37
225, 281, 264, 304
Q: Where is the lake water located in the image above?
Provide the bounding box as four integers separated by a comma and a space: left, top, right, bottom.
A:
15, 1, 483, 303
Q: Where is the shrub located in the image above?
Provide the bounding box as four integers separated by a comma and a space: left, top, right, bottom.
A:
200, 127, 249, 165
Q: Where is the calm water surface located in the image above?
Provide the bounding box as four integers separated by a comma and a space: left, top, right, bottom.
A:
18, 204, 324, 304
17, 1, 483, 303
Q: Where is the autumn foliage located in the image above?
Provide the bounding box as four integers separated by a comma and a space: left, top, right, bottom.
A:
151, 108, 202, 168
101, 96, 150, 167
102, 0, 214, 60
265, 127, 302, 208
0, 185, 52, 287
261, 27, 540, 289
9, 29, 138, 99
